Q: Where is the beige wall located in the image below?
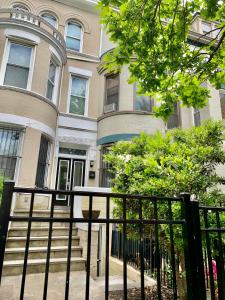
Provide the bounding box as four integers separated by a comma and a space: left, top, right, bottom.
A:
0, 88, 57, 129
98, 112, 165, 140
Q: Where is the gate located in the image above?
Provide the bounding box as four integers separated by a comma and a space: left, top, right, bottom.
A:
0, 181, 224, 299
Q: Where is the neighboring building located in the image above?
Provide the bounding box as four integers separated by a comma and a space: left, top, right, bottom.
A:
0, 0, 224, 197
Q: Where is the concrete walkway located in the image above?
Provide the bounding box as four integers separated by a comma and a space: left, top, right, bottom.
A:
0, 272, 156, 299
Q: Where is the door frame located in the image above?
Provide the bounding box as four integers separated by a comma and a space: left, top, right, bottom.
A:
55, 157, 86, 206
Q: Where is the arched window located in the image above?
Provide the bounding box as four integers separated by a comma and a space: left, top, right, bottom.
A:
12, 3, 29, 11
66, 21, 82, 52
41, 13, 57, 28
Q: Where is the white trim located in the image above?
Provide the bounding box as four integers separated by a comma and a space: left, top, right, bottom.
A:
68, 66, 92, 77
5, 28, 40, 44
49, 45, 62, 65
0, 113, 55, 138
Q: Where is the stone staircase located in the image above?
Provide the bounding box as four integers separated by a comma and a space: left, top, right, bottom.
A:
3, 209, 86, 276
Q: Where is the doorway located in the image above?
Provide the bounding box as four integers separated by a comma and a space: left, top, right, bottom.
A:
55, 157, 85, 206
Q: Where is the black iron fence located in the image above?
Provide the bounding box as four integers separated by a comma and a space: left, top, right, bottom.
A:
0, 181, 224, 299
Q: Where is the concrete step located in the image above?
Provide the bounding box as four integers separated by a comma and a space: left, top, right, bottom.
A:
8, 227, 78, 237
6, 236, 80, 248
3, 257, 86, 276
13, 209, 70, 218
11, 221, 70, 228
4, 246, 82, 260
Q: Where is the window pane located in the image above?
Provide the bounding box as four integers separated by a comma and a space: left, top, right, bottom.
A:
66, 37, 80, 51
35, 136, 50, 188
41, 14, 57, 27
202, 22, 211, 34
73, 161, 84, 187
71, 77, 86, 97
194, 109, 201, 126
106, 74, 119, 107
8, 43, 32, 67
67, 23, 81, 38
4, 65, 29, 89
49, 62, 56, 83
0, 128, 20, 180
167, 103, 180, 129
0, 156, 17, 179
58, 160, 69, 190
69, 95, 85, 115
135, 95, 153, 111
46, 81, 54, 100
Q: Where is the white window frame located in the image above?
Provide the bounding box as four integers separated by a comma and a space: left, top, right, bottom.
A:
0, 39, 36, 91
46, 55, 60, 104
67, 73, 90, 117
40, 12, 58, 29
65, 21, 84, 53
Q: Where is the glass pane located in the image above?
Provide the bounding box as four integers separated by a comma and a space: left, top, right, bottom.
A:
202, 22, 211, 34
0, 156, 17, 179
67, 23, 81, 39
49, 62, 56, 83
73, 161, 84, 187
59, 148, 86, 156
46, 81, 54, 100
8, 43, 32, 67
58, 160, 69, 190
71, 77, 86, 97
4, 65, 29, 89
106, 75, 119, 106
135, 95, 153, 111
167, 103, 179, 129
69, 95, 85, 115
41, 14, 57, 27
194, 109, 201, 126
35, 136, 49, 188
0, 129, 19, 156
66, 37, 80, 51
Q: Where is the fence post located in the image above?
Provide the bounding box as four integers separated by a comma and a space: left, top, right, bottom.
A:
0, 180, 15, 284
181, 193, 206, 300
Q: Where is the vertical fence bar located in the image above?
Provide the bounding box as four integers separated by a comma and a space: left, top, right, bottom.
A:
0, 181, 15, 284
203, 209, 215, 300
139, 199, 145, 300
215, 211, 225, 299
65, 194, 74, 300
85, 195, 93, 300
20, 191, 35, 300
105, 196, 110, 300
43, 193, 55, 300
154, 200, 162, 300
181, 193, 206, 300
123, 197, 127, 300
168, 200, 177, 299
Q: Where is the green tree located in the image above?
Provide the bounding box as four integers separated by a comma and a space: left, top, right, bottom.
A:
105, 121, 225, 298
98, 0, 225, 120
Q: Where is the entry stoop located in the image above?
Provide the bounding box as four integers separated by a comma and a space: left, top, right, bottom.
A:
2, 209, 86, 276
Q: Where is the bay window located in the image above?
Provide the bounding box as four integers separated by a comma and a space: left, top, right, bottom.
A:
134, 84, 154, 112
104, 74, 119, 112
4, 42, 33, 89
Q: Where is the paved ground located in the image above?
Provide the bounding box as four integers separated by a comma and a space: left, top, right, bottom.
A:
0, 272, 156, 300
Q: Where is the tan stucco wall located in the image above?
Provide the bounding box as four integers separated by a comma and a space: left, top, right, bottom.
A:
98, 113, 165, 139
0, 88, 57, 129
31, 41, 51, 96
